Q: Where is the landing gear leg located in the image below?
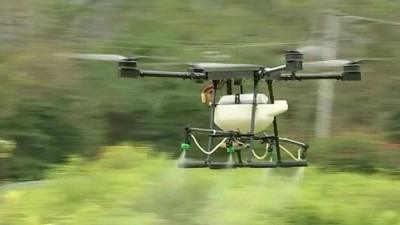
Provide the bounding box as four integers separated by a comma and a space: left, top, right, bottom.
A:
247, 75, 260, 163
206, 80, 219, 164
267, 80, 282, 163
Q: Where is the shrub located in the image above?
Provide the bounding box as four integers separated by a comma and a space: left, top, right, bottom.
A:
309, 133, 387, 172
386, 111, 400, 143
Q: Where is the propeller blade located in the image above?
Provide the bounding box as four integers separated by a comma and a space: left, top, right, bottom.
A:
296, 45, 330, 59
304, 59, 353, 68
353, 57, 393, 63
139, 62, 189, 67
304, 58, 392, 69
55, 53, 180, 62
56, 53, 129, 62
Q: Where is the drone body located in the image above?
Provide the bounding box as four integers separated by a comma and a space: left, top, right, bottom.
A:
61, 51, 362, 169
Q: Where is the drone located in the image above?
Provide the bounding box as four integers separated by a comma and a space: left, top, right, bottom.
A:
60, 51, 362, 169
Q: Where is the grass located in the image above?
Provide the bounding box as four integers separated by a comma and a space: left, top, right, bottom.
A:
0, 144, 399, 225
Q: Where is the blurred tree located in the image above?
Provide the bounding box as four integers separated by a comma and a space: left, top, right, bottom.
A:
3, 99, 81, 161
0, 97, 84, 179
387, 111, 400, 143
0, 139, 15, 180
0, 140, 15, 158
0, 0, 399, 180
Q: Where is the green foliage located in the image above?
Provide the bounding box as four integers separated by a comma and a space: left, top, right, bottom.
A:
0, 96, 105, 180
0, 140, 15, 158
0, 146, 399, 225
387, 111, 400, 142
310, 133, 399, 173
3, 157, 48, 181
0, 0, 400, 180
1, 99, 81, 162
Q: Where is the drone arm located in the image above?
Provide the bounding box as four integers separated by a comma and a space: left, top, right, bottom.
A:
279, 72, 344, 81
267, 63, 361, 81
141, 70, 192, 79
280, 64, 361, 81
120, 68, 206, 80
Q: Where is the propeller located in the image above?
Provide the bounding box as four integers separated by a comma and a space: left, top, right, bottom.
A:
56, 53, 130, 61
56, 53, 241, 68
304, 59, 354, 68
303, 58, 392, 69
55, 53, 179, 62
56, 53, 391, 72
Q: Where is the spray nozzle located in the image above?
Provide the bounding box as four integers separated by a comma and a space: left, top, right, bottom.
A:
267, 144, 274, 152
180, 143, 190, 151
226, 144, 235, 154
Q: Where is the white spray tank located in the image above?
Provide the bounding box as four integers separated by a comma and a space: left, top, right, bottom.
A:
214, 93, 288, 133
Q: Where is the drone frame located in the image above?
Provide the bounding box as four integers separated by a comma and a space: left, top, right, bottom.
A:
178, 60, 311, 169
116, 51, 361, 169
